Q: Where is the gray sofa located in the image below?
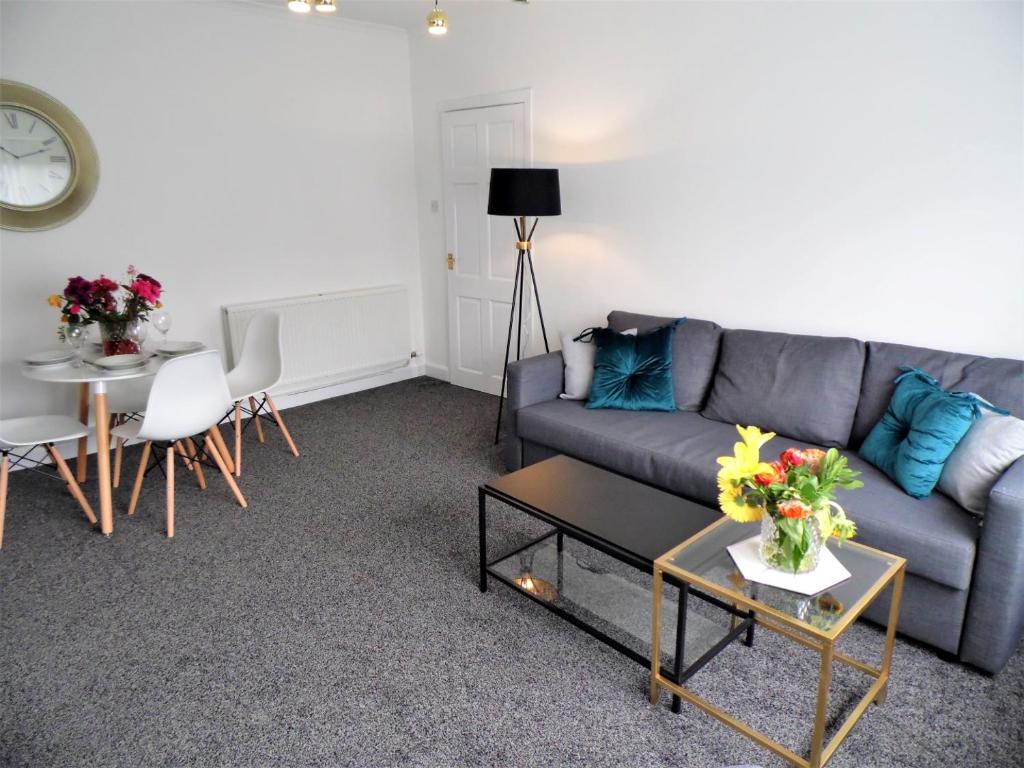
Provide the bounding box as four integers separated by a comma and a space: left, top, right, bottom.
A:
503, 310, 1024, 674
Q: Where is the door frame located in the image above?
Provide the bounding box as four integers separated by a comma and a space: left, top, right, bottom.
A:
438, 88, 534, 389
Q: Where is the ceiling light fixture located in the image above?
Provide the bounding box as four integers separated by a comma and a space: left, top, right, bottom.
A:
314, 0, 337, 12
287, 0, 311, 13
427, 0, 448, 35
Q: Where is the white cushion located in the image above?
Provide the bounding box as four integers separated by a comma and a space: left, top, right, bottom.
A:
559, 328, 636, 401
938, 408, 1024, 515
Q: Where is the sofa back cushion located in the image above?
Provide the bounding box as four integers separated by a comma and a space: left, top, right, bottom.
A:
607, 311, 722, 412
850, 341, 1024, 448
702, 329, 866, 447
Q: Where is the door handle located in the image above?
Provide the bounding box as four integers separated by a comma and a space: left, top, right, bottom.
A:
447, 253, 455, 270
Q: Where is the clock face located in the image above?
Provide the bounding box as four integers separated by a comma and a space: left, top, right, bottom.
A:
0, 106, 76, 210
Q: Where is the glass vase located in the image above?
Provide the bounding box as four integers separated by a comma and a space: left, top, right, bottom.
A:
759, 513, 823, 574
100, 319, 143, 356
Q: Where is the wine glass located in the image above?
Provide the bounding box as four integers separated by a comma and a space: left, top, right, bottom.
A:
65, 324, 85, 368
152, 310, 172, 346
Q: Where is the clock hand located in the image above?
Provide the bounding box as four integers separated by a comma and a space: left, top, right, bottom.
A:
17, 147, 50, 160
0, 145, 18, 159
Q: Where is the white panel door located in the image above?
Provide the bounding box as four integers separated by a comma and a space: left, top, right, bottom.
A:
442, 102, 528, 395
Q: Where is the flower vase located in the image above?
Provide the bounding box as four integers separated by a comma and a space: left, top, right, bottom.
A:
758, 514, 823, 574
100, 320, 142, 356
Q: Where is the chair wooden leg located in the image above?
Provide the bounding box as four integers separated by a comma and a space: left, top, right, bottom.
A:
113, 416, 124, 488
208, 426, 235, 475
205, 434, 247, 509
128, 442, 152, 517
47, 444, 98, 525
265, 393, 299, 457
249, 397, 265, 444
166, 446, 175, 538
184, 438, 207, 490
175, 440, 195, 472
234, 402, 242, 477
0, 453, 8, 549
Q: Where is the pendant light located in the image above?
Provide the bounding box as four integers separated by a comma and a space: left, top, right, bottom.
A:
314, 0, 337, 12
427, 0, 448, 35
287, 0, 311, 13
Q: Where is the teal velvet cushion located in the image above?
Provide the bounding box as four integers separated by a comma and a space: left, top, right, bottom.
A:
859, 367, 983, 498
586, 320, 683, 411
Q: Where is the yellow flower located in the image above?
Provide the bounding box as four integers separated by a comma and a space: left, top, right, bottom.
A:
718, 483, 764, 522
155, 301, 163, 309
47, 294, 63, 307
716, 424, 776, 483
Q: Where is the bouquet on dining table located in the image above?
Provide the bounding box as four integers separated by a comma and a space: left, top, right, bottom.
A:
49, 264, 162, 328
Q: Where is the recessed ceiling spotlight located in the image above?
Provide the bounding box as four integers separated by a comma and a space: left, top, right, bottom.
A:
287, 0, 311, 13
314, 0, 337, 12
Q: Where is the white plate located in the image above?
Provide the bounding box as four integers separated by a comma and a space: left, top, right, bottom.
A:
155, 341, 204, 356
24, 349, 74, 365
93, 353, 149, 370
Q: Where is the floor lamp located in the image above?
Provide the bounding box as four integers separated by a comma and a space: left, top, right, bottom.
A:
487, 168, 561, 444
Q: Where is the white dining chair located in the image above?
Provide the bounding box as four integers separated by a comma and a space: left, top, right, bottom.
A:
225, 311, 299, 476
0, 415, 97, 549
112, 350, 247, 538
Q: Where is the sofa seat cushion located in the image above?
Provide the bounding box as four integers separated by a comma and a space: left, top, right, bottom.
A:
517, 399, 737, 505
702, 329, 866, 448
834, 455, 979, 590
607, 311, 722, 412
517, 399, 979, 590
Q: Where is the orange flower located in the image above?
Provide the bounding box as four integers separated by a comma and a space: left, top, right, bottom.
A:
800, 449, 827, 473
754, 461, 786, 486
47, 294, 63, 308
778, 500, 813, 519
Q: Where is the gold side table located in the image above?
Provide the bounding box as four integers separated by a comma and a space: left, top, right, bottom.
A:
650, 518, 906, 768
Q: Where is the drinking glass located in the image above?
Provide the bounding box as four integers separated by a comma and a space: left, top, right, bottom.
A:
65, 324, 85, 368
152, 310, 172, 344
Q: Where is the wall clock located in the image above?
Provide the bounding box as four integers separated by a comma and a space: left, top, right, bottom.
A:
0, 80, 99, 231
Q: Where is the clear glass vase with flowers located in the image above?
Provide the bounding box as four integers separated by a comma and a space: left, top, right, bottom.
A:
716, 426, 862, 573
49, 266, 163, 356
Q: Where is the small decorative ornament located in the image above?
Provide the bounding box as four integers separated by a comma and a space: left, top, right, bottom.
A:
716, 425, 862, 573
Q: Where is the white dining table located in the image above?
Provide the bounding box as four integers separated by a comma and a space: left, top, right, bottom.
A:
21, 347, 233, 536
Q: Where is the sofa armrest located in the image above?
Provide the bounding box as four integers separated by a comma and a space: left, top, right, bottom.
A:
960, 456, 1024, 673
502, 351, 564, 470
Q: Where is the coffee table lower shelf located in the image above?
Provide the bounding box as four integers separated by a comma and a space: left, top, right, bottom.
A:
479, 486, 755, 712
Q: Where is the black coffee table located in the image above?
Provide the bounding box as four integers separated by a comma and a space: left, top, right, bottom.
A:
478, 454, 755, 710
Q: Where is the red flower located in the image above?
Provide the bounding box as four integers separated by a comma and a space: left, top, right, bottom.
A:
780, 448, 805, 468
93, 276, 119, 294
778, 500, 813, 519
754, 461, 787, 486
68, 304, 81, 315
63, 276, 94, 305
130, 278, 161, 303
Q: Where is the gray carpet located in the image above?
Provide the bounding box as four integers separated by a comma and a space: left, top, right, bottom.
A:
1, 377, 1021, 768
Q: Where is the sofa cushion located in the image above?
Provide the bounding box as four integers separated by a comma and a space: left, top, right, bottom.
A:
517, 399, 979, 590
859, 368, 984, 499
607, 311, 722, 412
517, 399, 736, 505
850, 341, 1024, 448
702, 329, 866, 447
587, 323, 680, 412
835, 455, 979, 590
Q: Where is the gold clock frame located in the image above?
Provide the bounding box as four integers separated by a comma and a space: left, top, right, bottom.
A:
0, 80, 99, 231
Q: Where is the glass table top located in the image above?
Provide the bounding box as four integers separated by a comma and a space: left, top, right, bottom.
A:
658, 519, 904, 638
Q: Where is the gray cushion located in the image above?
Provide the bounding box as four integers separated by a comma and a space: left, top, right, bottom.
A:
702, 329, 866, 447
606, 311, 722, 412
516, 399, 737, 504
834, 455, 979, 590
850, 341, 1024, 448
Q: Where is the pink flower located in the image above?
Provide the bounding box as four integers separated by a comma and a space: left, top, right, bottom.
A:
68, 304, 81, 315
130, 278, 161, 303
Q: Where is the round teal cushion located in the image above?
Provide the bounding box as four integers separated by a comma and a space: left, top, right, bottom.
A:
586, 320, 683, 412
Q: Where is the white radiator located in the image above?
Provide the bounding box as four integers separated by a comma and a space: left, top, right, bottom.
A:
222, 285, 412, 394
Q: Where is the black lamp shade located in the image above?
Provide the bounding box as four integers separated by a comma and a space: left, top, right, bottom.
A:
487, 168, 561, 217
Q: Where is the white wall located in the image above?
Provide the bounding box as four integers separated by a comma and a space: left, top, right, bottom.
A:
0, 0, 423, 417
408, 0, 1024, 371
